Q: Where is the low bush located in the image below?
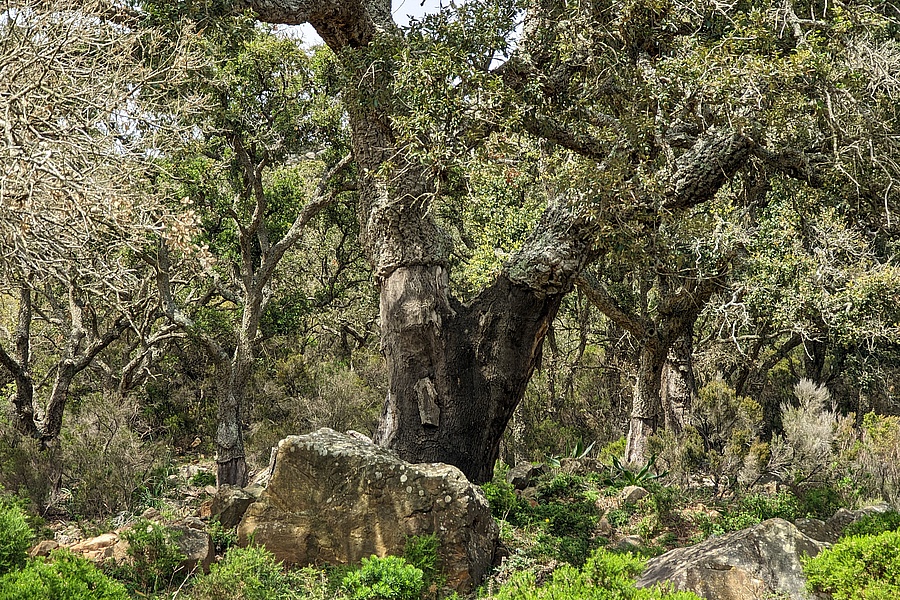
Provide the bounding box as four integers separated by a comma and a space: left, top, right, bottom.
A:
109, 519, 187, 594
0, 550, 129, 600
699, 492, 799, 537
803, 529, 900, 599
189, 545, 317, 600
488, 547, 701, 599
0, 499, 33, 576
841, 510, 900, 538
403, 534, 441, 590
483, 473, 602, 566
341, 555, 424, 600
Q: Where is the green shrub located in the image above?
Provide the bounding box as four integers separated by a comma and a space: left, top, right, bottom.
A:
491, 547, 701, 599
700, 492, 799, 537
190, 470, 217, 488
341, 555, 424, 600
0, 550, 128, 600
403, 534, 440, 589
209, 518, 239, 554
482, 480, 519, 520
0, 499, 33, 576
485, 473, 602, 566
803, 530, 900, 599
796, 485, 844, 520
842, 510, 900, 538
189, 545, 312, 600
109, 519, 187, 593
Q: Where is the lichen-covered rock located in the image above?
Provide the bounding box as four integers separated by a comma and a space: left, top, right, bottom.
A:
210, 485, 256, 528
636, 518, 827, 600
238, 428, 497, 593
169, 522, 214, 574
506, 462, 546, 490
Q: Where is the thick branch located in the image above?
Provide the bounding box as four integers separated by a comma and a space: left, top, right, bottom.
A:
501, 200, 600, 298
153, 244, 230, 367
664, 127, 754, 210
257, 153, 353, 287
577, 274, 649, 339
238, 0, 387, 48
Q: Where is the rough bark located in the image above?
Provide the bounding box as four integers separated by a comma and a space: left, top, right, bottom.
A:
372, 204, 596, 482
661, 327, 697, 434
624, 342, 667, 465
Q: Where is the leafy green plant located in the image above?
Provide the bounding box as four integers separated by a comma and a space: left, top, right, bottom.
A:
482, 479, 520, 520
0, 498, 33, 576
341, 555, 424, 600
403, 534, 441, 590
842, 511, 900, 538
803, 530, 900, 599
547, 440, 596, 468
109, 519, 187, 593
607, 455, 668, 488
209, 517, 239, 554
606, 505, 636, 529
0, 550, 129, 600
491, 547, 701, 599
698, 492, 800, 537
189, 545, 313, 600
190, 470, 217, 488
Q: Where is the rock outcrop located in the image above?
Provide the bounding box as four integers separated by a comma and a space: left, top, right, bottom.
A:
56, 519, 213, 574
636, 518, 827, 600
238, 428, 497, 593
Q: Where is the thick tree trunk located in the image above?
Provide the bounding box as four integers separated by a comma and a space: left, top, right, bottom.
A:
624, 342, 666, 466
661, 328, 696, 434
373, 267, 564, 483
216, 352, 251, 487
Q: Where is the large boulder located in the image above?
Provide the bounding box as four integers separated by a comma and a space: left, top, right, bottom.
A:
636, 518, 827, 600
238, 428, 498, 593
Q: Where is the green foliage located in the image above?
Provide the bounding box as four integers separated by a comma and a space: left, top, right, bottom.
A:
403, 534, 441, 589
652, 380, 763, 491
0, 550, 129, 600
482, 479, 519, 521
341, 555, 424, 600
699, 492, 800, 537
209, 518, 239, 555
110, 519, 187, 593
842, 511, 900, 538
484, 472, 603, 566
606, 505, 636, 529
490, 547, 701, 599
606, 455, 668, 488
190, 470, 217, 488
189, 545, 313, 600
796, 485, 844, 520
0, 499, 33, 576
803, 530, 900, 599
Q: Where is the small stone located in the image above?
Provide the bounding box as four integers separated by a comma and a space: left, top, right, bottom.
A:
621, 485, 650, 504
29, 540, 59, 558
616, 535, 644, 551
597, 516, 612, 536
141, 507, 161, 521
